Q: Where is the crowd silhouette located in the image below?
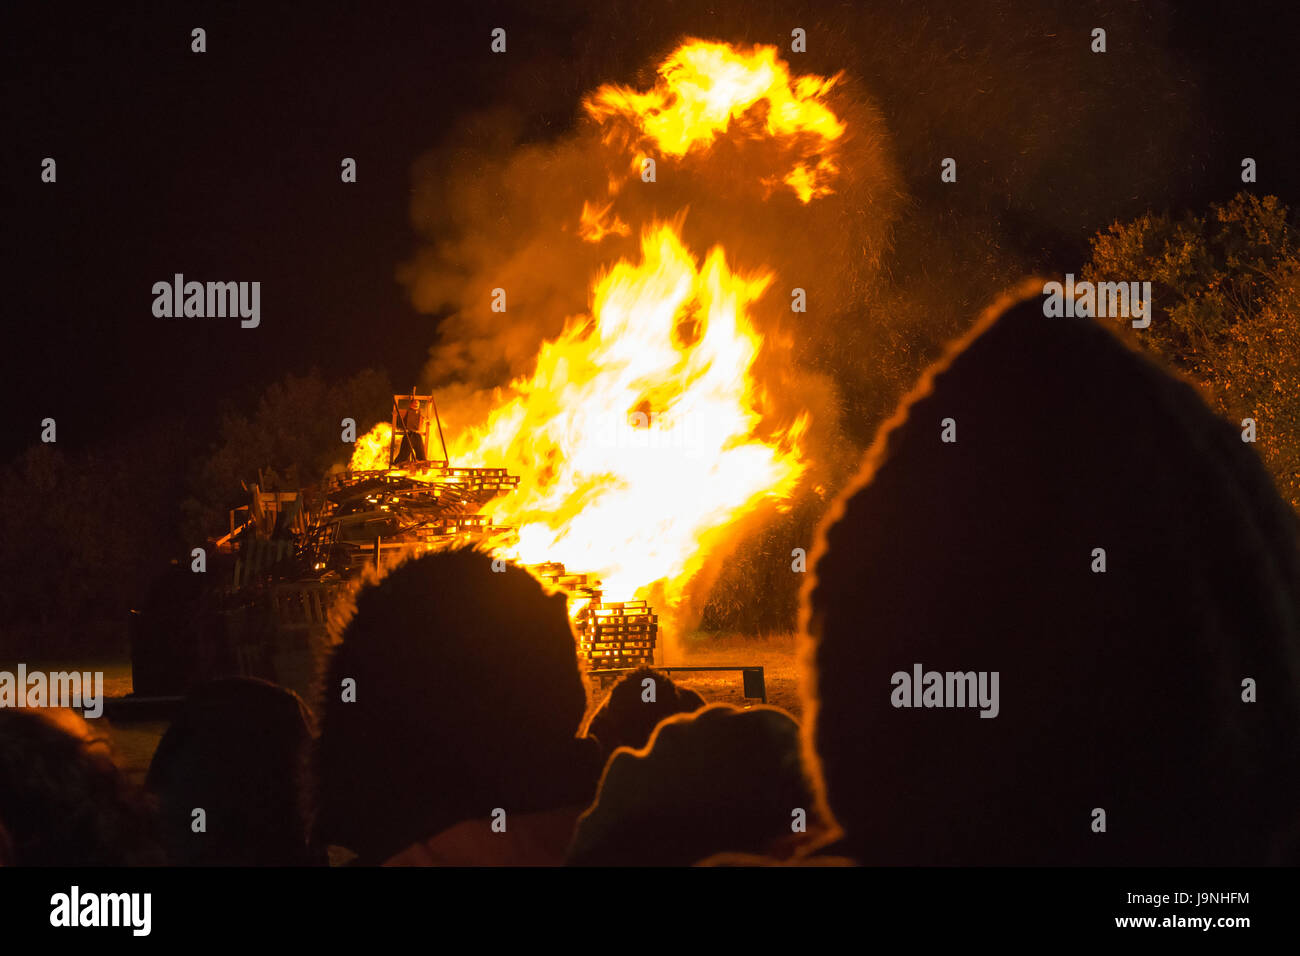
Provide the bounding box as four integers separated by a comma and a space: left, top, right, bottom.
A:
2, 282, 1298, 866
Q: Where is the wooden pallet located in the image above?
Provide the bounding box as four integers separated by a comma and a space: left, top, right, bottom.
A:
528, 562, 659, 665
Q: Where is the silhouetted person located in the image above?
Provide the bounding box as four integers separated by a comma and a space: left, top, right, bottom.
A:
569, 703, 822, 866
584, 666, 706, 762
802, 280, 1300, 865
0, 708, 164, 866
146, 677, 322, 866
315, 546, 603, 865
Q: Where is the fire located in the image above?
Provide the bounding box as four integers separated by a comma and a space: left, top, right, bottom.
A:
352, 39, 843, 626
578, 201, 631, 243
349, 422, 394, 472
447, 221, 808, 607
777, 157, 841, 204
584, 39, 845, 202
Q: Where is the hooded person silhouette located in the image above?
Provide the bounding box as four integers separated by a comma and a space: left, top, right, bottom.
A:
315, 547, 603, 865
146, 677, 322, 866
583, 666, 707, 763
802, 279, 1300, 865
569, 703, 821, 866
0, 708, 163, 866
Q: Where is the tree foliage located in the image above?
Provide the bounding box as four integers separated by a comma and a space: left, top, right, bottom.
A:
0, 440, 173, 657
181, 368, 392, 541
0, 369, 393, 658
1083, 193, 1300, 512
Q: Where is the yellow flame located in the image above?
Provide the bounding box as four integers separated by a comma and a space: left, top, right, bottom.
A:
584, 39, 845, 202
350, 423, 393, 471
351, 40, 832, 628
449, 221, 808, 606
578, 200, 632, 243
779, 157, 841, 203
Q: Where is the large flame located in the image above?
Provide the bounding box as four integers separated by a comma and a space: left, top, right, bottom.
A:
448, 222, 807, 606
352, 39, 842, 624
584, 39, 845, 203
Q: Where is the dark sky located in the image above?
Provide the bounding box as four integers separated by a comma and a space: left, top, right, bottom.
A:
3, 0, 1297, 461
2, 2, 587, 459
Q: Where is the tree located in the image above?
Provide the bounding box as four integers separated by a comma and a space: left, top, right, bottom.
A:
0, 440, 171, 657
182, 368, 393, 543
1083, 193, 1300, 512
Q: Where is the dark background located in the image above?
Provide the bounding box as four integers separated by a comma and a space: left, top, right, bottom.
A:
3, 0, 1296, 459
2, 0, 1297, 654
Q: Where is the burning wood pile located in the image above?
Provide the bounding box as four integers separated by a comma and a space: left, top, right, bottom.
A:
139, 40, 846, 701
338, 392, 665, 665
207, 389, 665, 689
531, 563, 658, 668
307, 465, 518, 573
204, 37, 848, 696
304, 394, 663, 668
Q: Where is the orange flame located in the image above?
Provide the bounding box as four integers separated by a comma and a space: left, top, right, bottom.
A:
349, 423, 393, 472
353, 39, 840, 628
584, 39, 845, 202
446, 221, 808, 607
578, 200, 632, 243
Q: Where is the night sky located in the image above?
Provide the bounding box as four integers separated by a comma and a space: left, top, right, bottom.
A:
3, 0, 1297, 461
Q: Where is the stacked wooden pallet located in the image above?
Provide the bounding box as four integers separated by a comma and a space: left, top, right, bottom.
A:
575, 600, 658, 668
412, 514, 491, 538
442, 467, 521, 498
530, 562, 658, 667
532, 562, 601, 597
